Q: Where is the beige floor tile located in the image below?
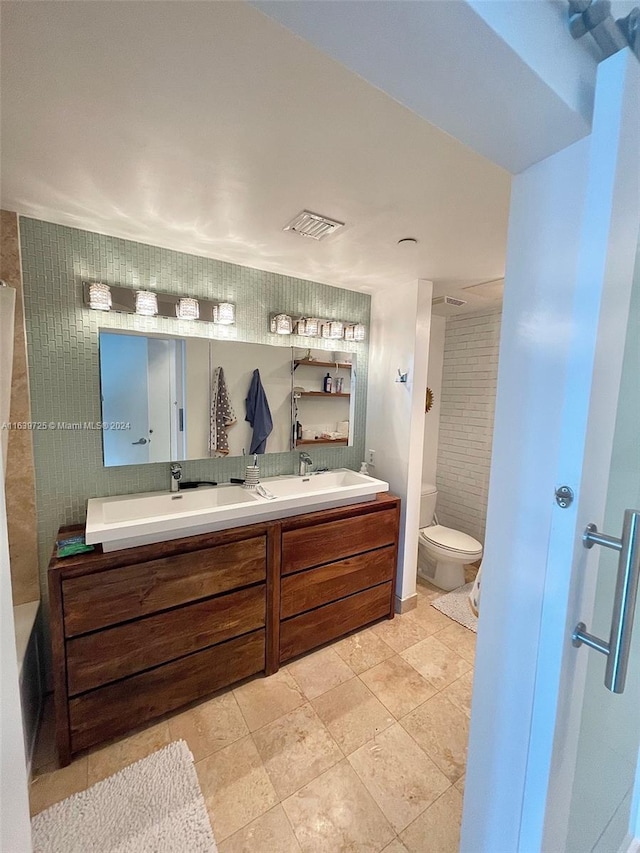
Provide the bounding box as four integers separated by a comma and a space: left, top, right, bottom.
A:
283, 760, 395, 853
401, 694, 469, 782
360, 655, 436, 719
348, 723, 450, 833
400, 786, 463, 853
234, 669, 305, 732
287, 648, 355, 700
253, 703, 343, 799
404, 598, 452, 635
218, 804, 301, 853
334, 628, 395, 674
441, 670, 474, 719
196, 735, 278, 842
455, 775, 466, 794
168, 691, 248, 761
382, 840, 411, 853
29, 757, 88, 816
86, 720, 172, 786
312, 678, 395, 755
370, 615, 428, 653
434, 621, 476, 665
400, 635, 472, 691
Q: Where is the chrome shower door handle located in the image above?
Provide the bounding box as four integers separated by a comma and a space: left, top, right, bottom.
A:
573, 509, 640, 694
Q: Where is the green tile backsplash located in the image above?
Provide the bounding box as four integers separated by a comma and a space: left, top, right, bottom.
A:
19, 218, 370, 586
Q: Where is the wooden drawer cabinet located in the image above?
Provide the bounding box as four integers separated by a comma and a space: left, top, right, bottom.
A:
49, 522, 275, 765
278, 494, 400, 664
49, 493, 400, 765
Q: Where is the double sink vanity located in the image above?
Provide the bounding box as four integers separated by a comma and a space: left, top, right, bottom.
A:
48, 469, 400, 765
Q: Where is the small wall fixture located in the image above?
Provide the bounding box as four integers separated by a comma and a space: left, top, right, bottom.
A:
135, 290, 158, 317
88, 282, 112, 311
176, 297, 200, 320
213, 302, 235, 325
83, 281, 235, 326
396, 369, 409, 383
344, 323, 366, 342
270, 313, 294, 335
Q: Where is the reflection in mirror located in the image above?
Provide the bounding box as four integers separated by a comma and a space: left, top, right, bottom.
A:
99, 331, 295, 467
291, 348, 356, 448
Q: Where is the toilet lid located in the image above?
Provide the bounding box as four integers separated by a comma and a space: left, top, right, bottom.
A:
420, 524, 483, 554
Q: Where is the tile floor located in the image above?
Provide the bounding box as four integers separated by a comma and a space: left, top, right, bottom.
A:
30, 571, 477, 852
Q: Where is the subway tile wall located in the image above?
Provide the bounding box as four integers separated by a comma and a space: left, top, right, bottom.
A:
435, 308, 501, 543
19, 218, 370, 588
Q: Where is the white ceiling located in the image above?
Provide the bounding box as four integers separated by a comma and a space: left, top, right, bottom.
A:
0, 1, 511, 307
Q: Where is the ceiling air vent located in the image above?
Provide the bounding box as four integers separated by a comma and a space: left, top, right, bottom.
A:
432, 295, 468, 316
283, 210, 345, 241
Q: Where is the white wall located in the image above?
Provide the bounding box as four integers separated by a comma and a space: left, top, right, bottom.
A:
436, 307, 501, 542
365, 279, 432, 604
422, 314, 445, 488
185, 337, 211, 459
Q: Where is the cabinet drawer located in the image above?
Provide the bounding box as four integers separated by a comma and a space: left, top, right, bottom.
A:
280, 583, 392, 662
281, 547, 395, 619
69, 629, 265, 753
281, 509, 397, 575
62, 536, 266, 636
66, 585, 265, 696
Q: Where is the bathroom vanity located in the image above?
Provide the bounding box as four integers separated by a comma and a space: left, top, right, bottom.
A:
48, 493, 400, 764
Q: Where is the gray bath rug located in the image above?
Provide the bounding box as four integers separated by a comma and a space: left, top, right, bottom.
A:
431, 582, 478, 633
32, 740, 217, 853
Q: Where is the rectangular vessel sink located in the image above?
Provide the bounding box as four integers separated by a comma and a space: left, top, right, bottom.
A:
86, 468, 389, 552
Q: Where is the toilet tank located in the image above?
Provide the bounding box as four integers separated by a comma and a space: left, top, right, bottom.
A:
420, 484, 437, 528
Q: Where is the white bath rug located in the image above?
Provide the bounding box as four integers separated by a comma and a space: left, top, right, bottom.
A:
431, 582, 478, 633
32, 740, 217, 853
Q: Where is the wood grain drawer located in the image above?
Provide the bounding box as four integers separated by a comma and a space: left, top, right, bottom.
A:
66, 585, 265, 696
69, 629, 265, 753
281, 509, 397, 575
62, 536, 266, 636
281, 547, 395, 619
280, 583, 392, 662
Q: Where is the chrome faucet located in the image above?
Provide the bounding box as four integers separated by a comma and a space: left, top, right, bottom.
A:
298, 452, 313, 476
170, 463, 182, 492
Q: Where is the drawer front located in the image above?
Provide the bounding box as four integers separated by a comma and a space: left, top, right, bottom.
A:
281, 509, 397, 575
280, 583, 392, 662
66, 585, 265, 696
62, 536, 266, 636
69, 629, 265, 753
281, 547, 395, 619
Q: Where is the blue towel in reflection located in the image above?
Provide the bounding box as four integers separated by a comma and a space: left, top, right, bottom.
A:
245, 368, 273, 455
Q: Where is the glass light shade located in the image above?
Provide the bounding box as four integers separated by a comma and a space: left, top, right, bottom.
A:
345, 323, 366, 342
322, 320, 344, 340
135, 290, 158, 316
213, 302, 235, 325
176, 297, 200, 320
270, 313, 293, 335
296, 317, 320, 337
88, 282, 112, 311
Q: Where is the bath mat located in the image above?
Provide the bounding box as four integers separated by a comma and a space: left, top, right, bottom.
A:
431, 582, 478, 633
32, 740, 217, 853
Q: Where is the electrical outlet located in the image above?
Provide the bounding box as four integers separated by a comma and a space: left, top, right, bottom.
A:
367, 449, 375, 466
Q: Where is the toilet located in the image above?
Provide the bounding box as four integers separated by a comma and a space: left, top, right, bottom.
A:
418, 484, 483, 591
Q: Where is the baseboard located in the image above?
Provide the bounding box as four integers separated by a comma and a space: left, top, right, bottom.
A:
395, 593, 418, 614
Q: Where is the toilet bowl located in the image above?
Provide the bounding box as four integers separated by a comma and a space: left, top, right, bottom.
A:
418, 484, 483, 591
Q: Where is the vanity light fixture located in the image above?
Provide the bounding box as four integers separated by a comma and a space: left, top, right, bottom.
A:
295, 317, 320, 337
213, 302, 235, 325
344, 323, 366, 342
176, 297, 200, 320
135, 290, 159, 317
270, 313, 294, 335
321, 320, 345, 340
88, 282, 112, 311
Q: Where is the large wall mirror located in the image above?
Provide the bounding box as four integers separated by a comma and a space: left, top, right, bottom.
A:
98, 330, 356, 467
